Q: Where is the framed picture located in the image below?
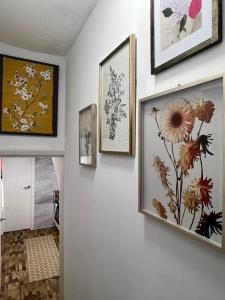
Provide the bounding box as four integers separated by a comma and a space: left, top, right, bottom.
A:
0, 54, 59, 136
139, 74, 225, 251
79, 104, 97, 167
99, 34, 136, 155
151, 0, 222, 74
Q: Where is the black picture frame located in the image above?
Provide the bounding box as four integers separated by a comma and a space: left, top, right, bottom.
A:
0, 54, 59, 136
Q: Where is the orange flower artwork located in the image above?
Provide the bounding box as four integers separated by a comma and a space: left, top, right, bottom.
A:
150, 94, 222, 242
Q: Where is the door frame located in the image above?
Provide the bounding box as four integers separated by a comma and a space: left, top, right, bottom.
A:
0, 150, 64, 300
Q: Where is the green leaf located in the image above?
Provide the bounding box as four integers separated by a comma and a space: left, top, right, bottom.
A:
162, 8, 173, 17
179, 14, 187, 33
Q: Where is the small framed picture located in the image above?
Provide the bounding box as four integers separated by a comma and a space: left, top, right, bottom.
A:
79, 104, 97, 167
151, 0, 222, 74
139, 75, 225, 251
0, 54, 59, 136
99, 34, 136, 155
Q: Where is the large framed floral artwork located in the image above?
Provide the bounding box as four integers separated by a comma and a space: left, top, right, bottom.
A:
151, 0, 222, 74
99, 35, 136, 155
79, 104, 97, 167
0, 55, 59, 136
139, 75, 225, 251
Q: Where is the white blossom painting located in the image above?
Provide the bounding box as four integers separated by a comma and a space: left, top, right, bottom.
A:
0, 55, 59, 136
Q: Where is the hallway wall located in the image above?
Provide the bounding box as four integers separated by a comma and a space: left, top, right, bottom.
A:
0, 42, 65, 153
64, 0, 225, 299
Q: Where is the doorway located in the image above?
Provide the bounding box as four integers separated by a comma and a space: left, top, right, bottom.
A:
0, 155, 63, 300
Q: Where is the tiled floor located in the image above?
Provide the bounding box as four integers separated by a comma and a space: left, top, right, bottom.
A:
1, 228, 59, 300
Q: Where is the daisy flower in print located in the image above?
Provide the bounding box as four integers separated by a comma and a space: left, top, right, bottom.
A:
193, 99, 215, 123
191, 177, 213, 207
159, 98, 195, 143
179, 138, 200, 175
153, 155, 171, 189
152, 199, 168, 219
183, 188, 200, 213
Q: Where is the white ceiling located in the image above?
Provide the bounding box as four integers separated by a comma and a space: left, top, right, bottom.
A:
0, 0, 99, 56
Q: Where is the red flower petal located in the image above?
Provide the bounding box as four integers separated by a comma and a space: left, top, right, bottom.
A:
189, 0, 202, 19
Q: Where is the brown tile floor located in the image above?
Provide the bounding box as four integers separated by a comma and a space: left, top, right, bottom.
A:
1, 228, 59, 300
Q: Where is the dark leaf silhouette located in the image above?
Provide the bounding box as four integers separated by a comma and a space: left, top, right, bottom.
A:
198, 134, 214, 156
179, 14, 187, 33
196, 211, 222, 238
162, 8, 173, 17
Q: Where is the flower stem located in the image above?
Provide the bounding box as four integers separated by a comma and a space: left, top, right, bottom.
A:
181, 207, 186, 226
189, 210, 196, 230
197, 121, 204, 137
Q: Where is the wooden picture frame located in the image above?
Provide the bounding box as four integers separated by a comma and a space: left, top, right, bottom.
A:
139, 74, 225, 252
151, 0, 222, 74
0, 54, 59, 136
79, 104, 97, 168
99, 34, 136, 155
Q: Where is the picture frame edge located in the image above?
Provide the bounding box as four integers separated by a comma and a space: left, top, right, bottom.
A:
99, 34, 137, 155
0, 54, 59, 136
151, 0, 223, 75
138, 73, 225, 252
79, 103, 97, 168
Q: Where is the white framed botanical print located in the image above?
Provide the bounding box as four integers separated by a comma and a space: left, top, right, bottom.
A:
139, 74, 225, 251
151, 0, 222, 74
99, 35, 136, 155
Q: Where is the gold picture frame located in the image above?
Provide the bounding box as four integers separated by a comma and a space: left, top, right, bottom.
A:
139, 74, 225, 252
99, 34, 136, 155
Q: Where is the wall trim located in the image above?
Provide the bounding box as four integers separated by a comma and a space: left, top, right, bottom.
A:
0, 148, 64, 157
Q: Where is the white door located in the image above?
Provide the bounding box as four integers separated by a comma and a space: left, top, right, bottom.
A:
2, 157, 33, 232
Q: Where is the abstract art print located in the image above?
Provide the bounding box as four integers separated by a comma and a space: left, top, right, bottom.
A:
79, 104, 97, 167
139, 75, 225, 251
151, 0, 222, 74
99, 35, 136, 155
0, 55, 59, 136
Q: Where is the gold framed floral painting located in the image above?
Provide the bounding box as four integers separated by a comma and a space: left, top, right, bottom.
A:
0, 55, 59, 136
139, 75, 225, 251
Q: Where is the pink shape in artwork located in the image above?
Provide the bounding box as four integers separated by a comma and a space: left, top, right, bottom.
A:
189, 0, 202, 19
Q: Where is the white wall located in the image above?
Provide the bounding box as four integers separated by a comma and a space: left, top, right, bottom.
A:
64, 1, 225, 299
52, 157, 63, 189
0, 42, 65, 153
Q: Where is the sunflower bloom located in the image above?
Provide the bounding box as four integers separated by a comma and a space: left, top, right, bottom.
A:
183, 189, 200, 213
194, 99, 215, 123
179, 139, 200, 175
153, 155, 171, 189
191, 177, 213, 207
153, 199, 167, 219
159, 98, 195, 143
